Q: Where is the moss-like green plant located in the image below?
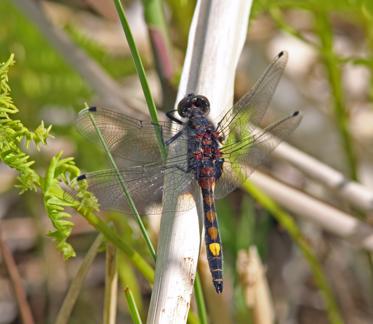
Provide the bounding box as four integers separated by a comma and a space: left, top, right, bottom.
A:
43, 153, 83, 258
0, 54, 82, 258
0, 55, 50, 192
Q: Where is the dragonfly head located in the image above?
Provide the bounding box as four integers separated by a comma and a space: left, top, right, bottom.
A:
177, 93, 210, 118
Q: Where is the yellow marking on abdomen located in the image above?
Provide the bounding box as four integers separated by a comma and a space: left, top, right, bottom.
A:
203, 195, 214, 206
206, 210, 216, 223
207, 227, 219, 240
209, 243, 221, 256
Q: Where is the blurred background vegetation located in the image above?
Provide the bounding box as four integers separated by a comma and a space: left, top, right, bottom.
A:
0, 0, 373, 324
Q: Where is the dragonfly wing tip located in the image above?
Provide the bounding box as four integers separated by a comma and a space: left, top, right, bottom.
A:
77, 174, 87, 181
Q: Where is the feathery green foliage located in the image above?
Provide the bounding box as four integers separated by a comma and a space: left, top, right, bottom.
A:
43, 153, 82, 259
0, 55, 51, 193
0, 54, 82, 258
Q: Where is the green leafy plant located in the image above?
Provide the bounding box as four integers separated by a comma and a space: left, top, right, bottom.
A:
0, 55, 49, 192
0, 54, 81, 258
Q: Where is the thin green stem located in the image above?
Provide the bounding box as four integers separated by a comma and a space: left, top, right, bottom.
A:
117, 251, 143, 313
88, 111, 156, 261
83, 210, 154, 283
124, 287, 143, 324
269, 7, 318, 48
314, 12, 358, 181
361, 6, 373, 100
112, 0, 167, 160
194, 274, 208, 324
242, 179, 344, 324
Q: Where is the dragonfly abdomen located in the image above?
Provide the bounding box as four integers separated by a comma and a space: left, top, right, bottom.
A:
198, 175, 223, 293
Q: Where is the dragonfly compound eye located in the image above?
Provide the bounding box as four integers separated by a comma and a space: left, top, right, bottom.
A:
177, 93, 195, 117
194, 95, 210, 116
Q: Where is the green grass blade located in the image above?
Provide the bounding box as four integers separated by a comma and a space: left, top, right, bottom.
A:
124, 287, 143, 324
117, 251, 144, 313
314, 12, 358, 181
82, 210, 154, 283
112, 0, 167, 161
194, 274, 208, 324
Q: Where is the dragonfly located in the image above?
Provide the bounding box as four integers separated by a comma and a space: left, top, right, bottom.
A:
75, 51, 302, 294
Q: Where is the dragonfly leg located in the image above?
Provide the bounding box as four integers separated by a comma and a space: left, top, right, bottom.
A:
165, 130, 184, 146
215, 158, 224, 179
166, 109, 184, 125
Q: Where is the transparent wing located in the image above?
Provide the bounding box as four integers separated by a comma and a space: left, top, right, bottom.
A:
76, 106, 185, 166
75, 106, 197, 216
215, 111, 302, 199
216, 51, 288, 140
78, 158, 195, 216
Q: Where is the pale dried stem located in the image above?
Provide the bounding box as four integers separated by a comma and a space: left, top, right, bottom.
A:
237, 247, 274, 324
0, 228, 35, 324
272, 143, 373, 212
55, 235, 103, 324
103, 244, 118, 324
147, 1, 252, 323
250, 170, 373, 251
